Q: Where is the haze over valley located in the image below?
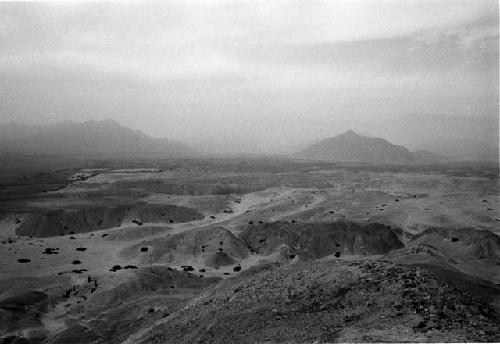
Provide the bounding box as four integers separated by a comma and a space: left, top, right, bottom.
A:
1, 116, 497, 163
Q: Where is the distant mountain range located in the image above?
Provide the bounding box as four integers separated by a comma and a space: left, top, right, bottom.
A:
0, 119, 194, 157
2, 115, 495, 163
296, 130, 443, 164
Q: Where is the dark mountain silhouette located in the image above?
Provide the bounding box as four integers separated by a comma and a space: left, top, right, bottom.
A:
0, 119, 194, 157
296, 130, 441, 164
356, 114, 498, 162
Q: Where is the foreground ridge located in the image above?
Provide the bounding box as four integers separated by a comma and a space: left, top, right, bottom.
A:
137, 259, 500, 343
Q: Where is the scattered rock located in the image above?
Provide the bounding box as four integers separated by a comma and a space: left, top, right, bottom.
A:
43, 247, 60, 255
109, 265, 122, 272
124, 265, 138, 269
72, 269, 87, 274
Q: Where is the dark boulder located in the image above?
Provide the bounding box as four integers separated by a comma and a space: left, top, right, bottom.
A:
109, 265, 122, 272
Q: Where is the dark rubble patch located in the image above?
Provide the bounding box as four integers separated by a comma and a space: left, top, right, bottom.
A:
109, 265, 122, 272
72, 269, 87, 274
124, 265, 138, 270
43, 247, 60, 255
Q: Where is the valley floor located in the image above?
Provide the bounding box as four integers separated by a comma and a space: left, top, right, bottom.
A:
0, 158, 498, 343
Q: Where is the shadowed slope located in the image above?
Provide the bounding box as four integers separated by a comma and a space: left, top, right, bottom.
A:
239, 220, 404, 258
14, 203, 203, 237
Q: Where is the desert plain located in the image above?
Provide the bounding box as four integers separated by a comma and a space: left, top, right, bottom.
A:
0, 156, 499, 343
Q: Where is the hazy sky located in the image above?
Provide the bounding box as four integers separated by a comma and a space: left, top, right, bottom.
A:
0, 0, 498, 153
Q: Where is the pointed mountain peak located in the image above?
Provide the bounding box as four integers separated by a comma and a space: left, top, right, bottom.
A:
338, 129, 362, 138
297, 129, 417, 164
